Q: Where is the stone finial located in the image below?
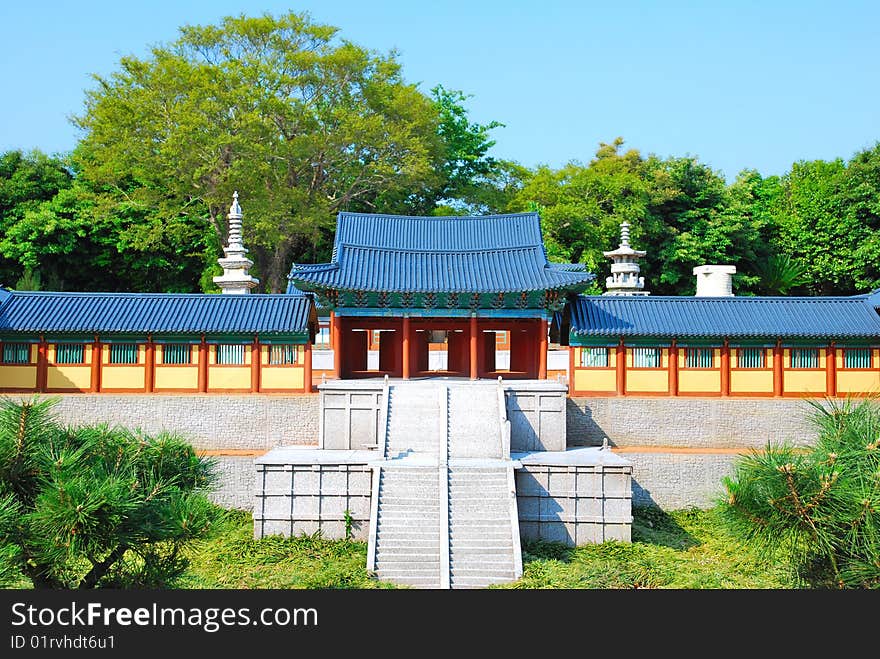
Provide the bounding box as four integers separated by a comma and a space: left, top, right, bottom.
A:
213, 191, 259, 294
619, 221, 631, 248
602, 220, 649, 296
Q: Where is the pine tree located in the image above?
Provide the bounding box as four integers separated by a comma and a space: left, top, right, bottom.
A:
0, 397, 219, 588
719, 396, 880, 588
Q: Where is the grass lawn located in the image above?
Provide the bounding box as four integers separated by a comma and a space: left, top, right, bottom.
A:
180, 505, 794, 589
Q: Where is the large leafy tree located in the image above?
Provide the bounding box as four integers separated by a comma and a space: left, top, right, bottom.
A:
512, 138, 649, 277
0, 150, 73, 287
74, 11, 446, 292
641, 156, 768, 295
768, 146, 880, 295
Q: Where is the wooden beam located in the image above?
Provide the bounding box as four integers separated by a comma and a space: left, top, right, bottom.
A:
303, 340, 313, 393
720, 340, 730, 397
773, 340, 783, 397
36, 335, 47, 393
145, 336, 155, 393
90, 336, 101, 393
669, 339, 678, 396
616, 340, 626, 396
469, 315, 478, 380
402, 316, 411, 379
197, 336, 208, 393
538, 319, 548, 380
826, 343, 837, 398
332, 312, 341, 380
251, 337, 261, 393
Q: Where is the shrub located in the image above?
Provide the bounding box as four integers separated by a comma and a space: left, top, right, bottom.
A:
0, 396, 219, 588
718, 396, 880, 588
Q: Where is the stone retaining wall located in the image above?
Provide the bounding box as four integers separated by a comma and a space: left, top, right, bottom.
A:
567, 397, 819, 448
12, 393, 320, 450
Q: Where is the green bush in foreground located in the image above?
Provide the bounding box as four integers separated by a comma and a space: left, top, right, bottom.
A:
0, 396, 219, 588
719, 396, 880, 588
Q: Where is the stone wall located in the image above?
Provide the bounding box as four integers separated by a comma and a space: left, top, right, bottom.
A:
15, 393, 320, 450
567, 396, 826, 510
567, 397, 819, 448
623, 452, 741, 509
515, 459, 632, 545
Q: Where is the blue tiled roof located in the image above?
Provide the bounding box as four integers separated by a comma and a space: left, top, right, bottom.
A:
289, 212, 595, 294
569, 294, 880, 340
0, 291, 315, 337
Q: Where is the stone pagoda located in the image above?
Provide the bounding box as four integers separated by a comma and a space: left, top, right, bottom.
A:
603, 221, 649, 296
213, 192, 259, 294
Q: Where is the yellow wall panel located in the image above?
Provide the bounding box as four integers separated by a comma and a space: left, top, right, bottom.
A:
783, 370, 826, 393
154, 367, 199, 390
574, 369, 616, 392
679, 370, 721, 393
101, 366, 145, 390
48, 366, 91, 389
261, 367, 304, 390
0, 366, 37, 388
731, 370, 774, 393
837, 371, 880, 394
626, 370, 668, 392
208, 367, 251, 389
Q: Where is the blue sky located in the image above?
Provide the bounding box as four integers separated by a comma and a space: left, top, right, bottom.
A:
1, 1, 878, 182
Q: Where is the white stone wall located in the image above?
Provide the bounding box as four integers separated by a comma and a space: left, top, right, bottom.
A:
567, 397, 818, 449
21, 394, 320, 450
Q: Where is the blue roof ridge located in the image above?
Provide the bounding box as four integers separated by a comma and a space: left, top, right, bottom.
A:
338, 244, 542, 255
5, 291, 293, 299
336, 211, 540, 221
577, 294, 873, 302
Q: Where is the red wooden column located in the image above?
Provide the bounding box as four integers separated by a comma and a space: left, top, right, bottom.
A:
145, 336, 155, 393
538, 319, 548, 380
402, 316, 411, 379
469, 315, 478, 380
669, 340, 679, 396
616, 340, 626, 396
90, 336, 101, 393
251, 337, 261, 393
826, 343, 837, 398
36, 335, 48, 393
720, 340, 730, 397
568, 344, 576, 394
197, 336, 208, 393
773, 340, 783, 397
331, 312, 342, 380
303, 340, 313, 393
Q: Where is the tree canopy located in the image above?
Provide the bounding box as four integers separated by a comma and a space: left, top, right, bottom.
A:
0, 11, 878, 297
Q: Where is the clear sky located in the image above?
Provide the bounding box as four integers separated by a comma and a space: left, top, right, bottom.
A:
1, 0, 878, 182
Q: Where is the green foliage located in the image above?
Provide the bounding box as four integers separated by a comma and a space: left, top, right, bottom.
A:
768, 148, 880, 294
0, 397, 219, 589
73, 11, 449, 292
718, 396, 880, 588
179, 509, 391, 589
177, 506, 790, 589
751, 253, 810, 295
0, 150, 73, 288
499, 506, 792, 589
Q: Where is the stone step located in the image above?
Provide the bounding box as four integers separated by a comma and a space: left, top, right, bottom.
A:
375, 553, 440, 563
375, 569, 440, 580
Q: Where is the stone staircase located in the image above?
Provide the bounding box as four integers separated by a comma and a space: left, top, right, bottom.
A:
448, 465, 520, 588
384, 383, 441, 456
368, 380, 522, 589
373, 466, 443, 587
